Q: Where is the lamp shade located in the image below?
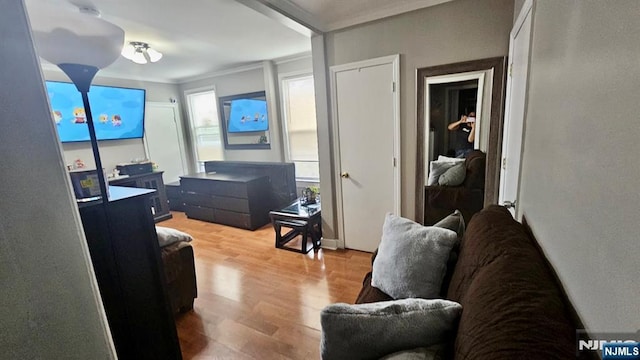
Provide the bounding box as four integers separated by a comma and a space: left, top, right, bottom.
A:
31, 7, 124, 69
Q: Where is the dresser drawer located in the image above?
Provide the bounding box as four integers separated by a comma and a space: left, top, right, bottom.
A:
182, 191, 214, 207
184, 205, 215, 222
209, 181, 248, 198
212, 195, 249, 213
180, 178, 211, 194
213, 209, 252, 229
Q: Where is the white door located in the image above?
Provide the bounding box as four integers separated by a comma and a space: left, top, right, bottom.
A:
331, 55, 400, 252
499, 0, 534, 216
144, 102, 188, 183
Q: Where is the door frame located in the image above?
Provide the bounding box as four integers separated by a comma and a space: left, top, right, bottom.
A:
329, 54, 401, 249
498, 0, 535, 217
416, 57, 507, 224
144, 101, 189, 180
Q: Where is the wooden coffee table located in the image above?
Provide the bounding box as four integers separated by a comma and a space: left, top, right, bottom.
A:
269, 199, 321, 253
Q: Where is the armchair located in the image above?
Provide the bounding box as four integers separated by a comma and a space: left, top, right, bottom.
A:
424, 150, 486, 225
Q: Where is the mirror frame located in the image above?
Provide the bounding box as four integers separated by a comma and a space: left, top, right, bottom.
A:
416, 57, 507, 224
218, 91, 271, 150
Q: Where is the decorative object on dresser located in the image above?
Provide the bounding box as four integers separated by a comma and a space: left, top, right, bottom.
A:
109, 171, 171, 222
116, 161, 154, 176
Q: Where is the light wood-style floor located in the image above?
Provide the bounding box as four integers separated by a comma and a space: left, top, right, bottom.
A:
160, 212, 372, 359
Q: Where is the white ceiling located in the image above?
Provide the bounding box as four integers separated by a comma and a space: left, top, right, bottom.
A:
25, 0, 453, 83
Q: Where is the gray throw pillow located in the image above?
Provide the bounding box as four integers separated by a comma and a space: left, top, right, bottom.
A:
320, 299, 461, 360
438, 162, 466, 186
155, 226, 193, 248
427, 161, 457, 186
433, 209, 465, 239
371, 214, 458, 299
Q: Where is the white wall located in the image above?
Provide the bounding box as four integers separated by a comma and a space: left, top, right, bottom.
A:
316, 0, 513, 239
43, 69, 182, 172
518, 1, 640, 332
0, 0, 115, 357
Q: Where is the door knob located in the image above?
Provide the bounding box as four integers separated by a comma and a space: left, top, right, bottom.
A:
503, 200, 516, 209
341, 172, 349, 178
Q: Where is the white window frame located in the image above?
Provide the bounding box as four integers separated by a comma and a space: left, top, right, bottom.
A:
279, 70, 320, 182
184, 86, 224, 172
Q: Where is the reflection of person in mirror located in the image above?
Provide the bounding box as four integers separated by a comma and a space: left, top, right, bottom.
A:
448, 110, 476, 158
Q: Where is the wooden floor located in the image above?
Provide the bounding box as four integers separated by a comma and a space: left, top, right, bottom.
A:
160, 212, 372, 360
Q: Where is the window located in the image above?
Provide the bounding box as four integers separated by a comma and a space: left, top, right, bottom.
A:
281, 74, 319, 181
185, 89, 223, 171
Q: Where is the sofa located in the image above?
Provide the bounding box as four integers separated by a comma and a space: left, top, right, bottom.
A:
156, 227, 198, 314
424, 150, 485, 226
332, 206, 581, 359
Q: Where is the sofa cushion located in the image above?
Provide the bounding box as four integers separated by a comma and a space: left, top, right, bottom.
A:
320, 299, 462, 360
446, 205, 576, 359
427, 157, 463, 186
372, 214, 458, 299
438, 163, 466, 186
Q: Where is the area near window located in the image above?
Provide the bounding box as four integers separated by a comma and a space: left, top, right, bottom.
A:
280, 74, 319, 182
185, 88, 224, 172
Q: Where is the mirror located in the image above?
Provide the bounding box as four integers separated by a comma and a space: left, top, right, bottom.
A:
416, 57, 506, 223
218, 91, 271, 150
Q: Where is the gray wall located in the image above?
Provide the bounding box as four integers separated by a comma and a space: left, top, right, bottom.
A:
317, 0, 513, 239
0, 0, 115, 357
179, 67, 284, 166
44, 69, 182, 172
517, 1, 640, 332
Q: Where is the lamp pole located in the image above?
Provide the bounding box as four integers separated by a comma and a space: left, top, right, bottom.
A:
58, 63, 109, 202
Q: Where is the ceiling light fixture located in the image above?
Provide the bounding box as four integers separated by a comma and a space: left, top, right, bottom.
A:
121, 41, 163, 64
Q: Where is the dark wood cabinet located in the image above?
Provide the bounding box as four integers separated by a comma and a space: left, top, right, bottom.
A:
78, 186, 181, 359
180, 173, 271, 230
109, 171, 172, 222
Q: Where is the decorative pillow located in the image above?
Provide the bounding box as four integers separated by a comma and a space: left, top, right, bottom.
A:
380, 345, 445, 360
438, 162, 466, 186
371, 214, 458, 299
432, 209, 465, 239
155, 226, 193, 248
427, 156, 464, 185
320, 299, 461, 360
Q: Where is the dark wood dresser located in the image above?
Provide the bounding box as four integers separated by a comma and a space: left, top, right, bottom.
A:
78, 186, 181, 359
180, 172, 271, 230
109, 171, 171, 222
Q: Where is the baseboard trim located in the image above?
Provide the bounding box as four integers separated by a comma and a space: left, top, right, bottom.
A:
321, 238, 339, 250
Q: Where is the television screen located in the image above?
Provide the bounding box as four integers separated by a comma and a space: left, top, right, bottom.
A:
227, 98, 269, 133
45, 81, 146, 142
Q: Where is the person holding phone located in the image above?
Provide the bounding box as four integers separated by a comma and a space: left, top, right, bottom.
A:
448, 110, 476, 158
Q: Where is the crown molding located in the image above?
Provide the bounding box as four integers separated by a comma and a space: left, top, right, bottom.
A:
274, 52, 312, 65
177, 62, 265, 84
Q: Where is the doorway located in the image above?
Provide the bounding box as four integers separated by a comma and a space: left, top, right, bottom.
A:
429, 80, 479, 160
330, 55, 400, 252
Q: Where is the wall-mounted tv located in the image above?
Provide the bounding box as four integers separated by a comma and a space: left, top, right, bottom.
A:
45, 81, 146, 143
227, 98, 269, 133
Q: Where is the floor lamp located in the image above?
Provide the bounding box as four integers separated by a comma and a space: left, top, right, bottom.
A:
32, 8, 124, 202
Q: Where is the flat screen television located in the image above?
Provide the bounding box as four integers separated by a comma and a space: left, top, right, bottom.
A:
45, 81, 146, 143
227, 98, 269, 133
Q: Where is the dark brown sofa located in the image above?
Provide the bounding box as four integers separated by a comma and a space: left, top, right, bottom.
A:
355, 205, 579, 359
161, 241, 197, 314
424, 151, 486, 226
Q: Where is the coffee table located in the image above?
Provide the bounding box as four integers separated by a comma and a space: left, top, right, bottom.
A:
269, 199, 322, 253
